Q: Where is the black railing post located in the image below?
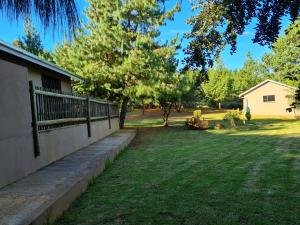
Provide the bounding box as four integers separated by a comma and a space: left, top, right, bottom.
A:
107, 101, 111, 129
29, 81, 40, 157
86, 97, 91, 137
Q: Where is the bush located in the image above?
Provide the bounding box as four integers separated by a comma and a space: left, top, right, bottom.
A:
245, 111, 251, 121
223, 111, 241, 128
193, 110, 202, 118
243, 106, 251, 121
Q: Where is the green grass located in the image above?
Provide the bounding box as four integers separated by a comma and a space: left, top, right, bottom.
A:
55, 109, 300, 225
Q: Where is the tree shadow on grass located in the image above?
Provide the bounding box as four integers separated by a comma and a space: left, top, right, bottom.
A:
55, 119, 300, 225
125, 117, 298, 132
55, 112, 300, 225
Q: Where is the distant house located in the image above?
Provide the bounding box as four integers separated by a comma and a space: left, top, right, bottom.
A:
239, 79, 298, 117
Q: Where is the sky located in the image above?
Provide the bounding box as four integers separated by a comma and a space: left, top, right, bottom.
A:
0, 0, 291, 70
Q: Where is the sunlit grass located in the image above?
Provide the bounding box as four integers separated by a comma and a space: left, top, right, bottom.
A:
55, 109, 300, 225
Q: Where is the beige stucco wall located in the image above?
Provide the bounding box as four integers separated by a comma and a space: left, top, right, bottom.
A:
0, 58, 120, 188
242, 81, 298, 117
0, 59, 36, 188
28, 69, 72, 93
26, 118, 119, 179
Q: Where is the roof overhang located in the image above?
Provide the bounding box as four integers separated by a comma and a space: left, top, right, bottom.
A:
239, 79, 297, 98
0, 40, 85, 82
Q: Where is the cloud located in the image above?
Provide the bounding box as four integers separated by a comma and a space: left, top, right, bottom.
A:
170, 29, 190, 34
242, 31, 252, 36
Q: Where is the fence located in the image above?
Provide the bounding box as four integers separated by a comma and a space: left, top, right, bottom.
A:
29, 81, 119, 156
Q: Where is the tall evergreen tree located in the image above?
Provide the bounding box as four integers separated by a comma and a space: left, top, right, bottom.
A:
13, 18, 44, 56
262, 18, 300, 87
202, 60, 233, 108
232, 52, 263, 96
13, 18, 52, 61
53, 0, 180, 128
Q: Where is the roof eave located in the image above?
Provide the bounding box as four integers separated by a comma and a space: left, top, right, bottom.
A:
239, 79, 297, 97
0, 40, 85, 82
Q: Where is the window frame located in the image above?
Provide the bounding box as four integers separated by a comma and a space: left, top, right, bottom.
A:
263, 95, 275, 102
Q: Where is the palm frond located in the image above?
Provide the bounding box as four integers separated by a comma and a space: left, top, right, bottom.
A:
0, 0, 80, 32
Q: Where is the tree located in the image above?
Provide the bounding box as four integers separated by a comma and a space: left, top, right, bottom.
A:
53, 0, 180, 128
13, 18, 53, 61
292, 87, 300, 107
135, 84, 155, 115
262, 18, 300, 87
154, 55, 180, 126
232, 52, 263, 96
13, 18, 43, 56
174, 69, 199, 112
200, 54, 266, 109
0, 0, 79, 31
185, 0, 300, 70
263, 18, 300, 111
202, 60, 233, 109
157, 76, 178, 126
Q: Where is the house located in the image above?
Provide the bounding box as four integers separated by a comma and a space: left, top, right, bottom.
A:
239, 79, 298, 117
0, 41, 120, 189
0, 40, 84, 92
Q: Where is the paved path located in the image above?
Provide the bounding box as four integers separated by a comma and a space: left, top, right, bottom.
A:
0, 129, 136, 225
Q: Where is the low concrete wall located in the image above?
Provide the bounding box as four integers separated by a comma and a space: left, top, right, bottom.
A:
36, 118, 119, 170
0, 117, 119, 189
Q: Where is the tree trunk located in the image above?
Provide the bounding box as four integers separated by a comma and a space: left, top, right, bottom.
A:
142, 99, 145, 115
119, 98, 129, 129
163, 109, 169, 127
176, 103, 182, 112
162, 104, 172, 127
218, 102, 221, 110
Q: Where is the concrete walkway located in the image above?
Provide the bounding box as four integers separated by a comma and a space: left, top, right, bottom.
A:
0, 129, 136, 225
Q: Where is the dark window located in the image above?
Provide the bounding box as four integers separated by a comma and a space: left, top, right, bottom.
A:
263, 95, 275, 102
42, 75, 61, 91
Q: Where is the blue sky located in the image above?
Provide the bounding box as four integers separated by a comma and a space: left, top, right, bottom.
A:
0, 0, 291, 70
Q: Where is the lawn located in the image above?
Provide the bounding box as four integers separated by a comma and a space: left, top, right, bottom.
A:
55, 109, 300, 225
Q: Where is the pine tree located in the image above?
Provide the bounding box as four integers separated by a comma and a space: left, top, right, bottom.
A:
53, 0, 180, 128
202, 60, 233, 108
232, 52, 263, 95
13, 18, 52, 61
263, 18, 300, 87
13, 18, 44, 56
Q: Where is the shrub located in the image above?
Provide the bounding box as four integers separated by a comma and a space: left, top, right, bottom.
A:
245, 111, 251, 121
223, 111, 241, 128
243, 106, 251, 121
193, 110, 202, 118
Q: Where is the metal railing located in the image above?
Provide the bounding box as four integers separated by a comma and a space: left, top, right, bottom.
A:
29, 81, 119, 157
